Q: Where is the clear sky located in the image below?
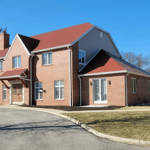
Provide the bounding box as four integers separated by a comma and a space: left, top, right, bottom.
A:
1, 0, 150, 55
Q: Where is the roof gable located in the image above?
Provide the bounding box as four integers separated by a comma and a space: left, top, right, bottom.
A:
31, 23, 94, 51
79, 50, 125, 74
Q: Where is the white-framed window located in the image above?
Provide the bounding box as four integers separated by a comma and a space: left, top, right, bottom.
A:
79, 50, 86, 65
100, 31, 103, 38
93, 78, 107, 103
148, 80, 150, 94
54, 80, 64, 100
13, 56, 21, 68
2, 85, 6, 100
35, 82, 43, 100
42, 52, 52, 65
0, 60, 3, 71
131, 78, 137, 93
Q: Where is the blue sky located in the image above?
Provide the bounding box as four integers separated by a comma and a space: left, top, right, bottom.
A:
1, 0, 150, 55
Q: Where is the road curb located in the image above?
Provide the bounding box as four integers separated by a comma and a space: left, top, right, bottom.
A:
1, 106, 150, 147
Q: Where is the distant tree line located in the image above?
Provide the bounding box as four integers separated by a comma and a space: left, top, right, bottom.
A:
121, 51, 150, 73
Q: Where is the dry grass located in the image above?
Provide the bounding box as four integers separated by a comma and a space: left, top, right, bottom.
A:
64, 111, 150, 141
118, 106, 150, 110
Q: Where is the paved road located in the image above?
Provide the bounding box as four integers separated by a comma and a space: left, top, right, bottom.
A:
0, 108, 149, 150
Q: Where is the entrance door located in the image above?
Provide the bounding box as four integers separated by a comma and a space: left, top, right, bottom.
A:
12, 84, 23, 104
93, 79, 107, 103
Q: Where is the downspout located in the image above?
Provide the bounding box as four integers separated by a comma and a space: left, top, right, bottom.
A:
30, 54, 34, 106
78, 76, 82, 106
67, 46, 72, 106
125, 72, 129, 106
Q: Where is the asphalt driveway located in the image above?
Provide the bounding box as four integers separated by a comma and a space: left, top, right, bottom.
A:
0, 108, 149, 150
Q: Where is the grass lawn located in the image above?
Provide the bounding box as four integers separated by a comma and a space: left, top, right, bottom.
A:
64, 111, 150, 141
118, 106, 150, 110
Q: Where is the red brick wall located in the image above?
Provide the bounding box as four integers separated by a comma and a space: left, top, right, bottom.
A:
81, 74, 126, 106
32, 48, 70, 106
71, 42, 80, 106
127, 74, 150, 105
0, 37, 30, 105
0, 33, 9, 50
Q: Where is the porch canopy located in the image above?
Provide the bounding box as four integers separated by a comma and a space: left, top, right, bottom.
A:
0, 68, 28, 88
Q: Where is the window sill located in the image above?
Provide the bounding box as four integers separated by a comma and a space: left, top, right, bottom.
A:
13, 67, 21, 69
42, 64, 53, 67
35, 99, 43, 101
94, 101, 107, 104
131, 92, 137, 94
55, 99, 64, 101
79, 63, 86, 65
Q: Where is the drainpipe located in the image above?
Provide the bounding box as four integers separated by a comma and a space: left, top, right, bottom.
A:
30, 54, 34, 106
125, 72, 129, 106
78, 76, 82, 106
67, 46, 72, 106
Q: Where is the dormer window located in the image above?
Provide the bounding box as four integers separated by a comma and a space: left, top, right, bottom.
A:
0, 60, 3, 71
13, 56, 21, 68
79, 50, 86, 65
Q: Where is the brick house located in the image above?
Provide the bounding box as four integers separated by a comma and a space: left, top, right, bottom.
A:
0, 23, 149, 106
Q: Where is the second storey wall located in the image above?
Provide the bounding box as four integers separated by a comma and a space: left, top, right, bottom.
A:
32, 48, 70, 106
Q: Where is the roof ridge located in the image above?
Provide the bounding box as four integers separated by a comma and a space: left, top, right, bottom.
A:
31, 22, 93, 38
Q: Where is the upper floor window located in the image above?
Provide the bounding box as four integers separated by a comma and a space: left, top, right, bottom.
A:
79, 50, 86, 65
0, 60, 3, 71
13, 56, 21, 68
131, 78, 137, 93
148, 80, 150, 94
42, 52, 52, 65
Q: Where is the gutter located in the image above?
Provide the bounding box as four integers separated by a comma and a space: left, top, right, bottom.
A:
30, 54, 34, 105
78, 76, 82, 106
67, 46, 72, 106
31, 44, 71, 54
125, 73, 129, 106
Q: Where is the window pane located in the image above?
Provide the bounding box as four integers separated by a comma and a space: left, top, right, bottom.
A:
134, 79, 137, 93
81, 52, 85, 63
60, 87, 64, 99
18, 56, 21, 67
55, 81, 59, 86
55, 87, 59, 99
35, 82, 43, 100
94, 80, 99, 101
60, 80, 64, 86
42, 53, 47, 65
101, 79, 107, 101
48, 53, 52, 64
0, 61, 3, 71
3, 85, 6, 100
79, 51, 81, 63
131, 79, 133, 93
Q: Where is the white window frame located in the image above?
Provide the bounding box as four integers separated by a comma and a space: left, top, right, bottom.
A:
0, 60, 3, 71
93, 78, 107, 104
54, 80, 64, 100
79, 49, 86, 65
2, 85, 6, 100
13, 56, 21, 68
131, 78, 137, 94
42, 52, 52, 65
35, 82, 43, 100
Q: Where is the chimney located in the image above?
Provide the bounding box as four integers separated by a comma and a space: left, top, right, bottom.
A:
0, 33, 9, 50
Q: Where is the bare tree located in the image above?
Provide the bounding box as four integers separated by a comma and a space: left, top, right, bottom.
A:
121, 51, 150, 69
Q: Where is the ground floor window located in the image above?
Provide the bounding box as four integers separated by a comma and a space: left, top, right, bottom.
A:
2, 85, 6, 100
93, 78, 107, 103
54, 80, 64, 100
35, 82, 43, 100
131, 78, 137, 93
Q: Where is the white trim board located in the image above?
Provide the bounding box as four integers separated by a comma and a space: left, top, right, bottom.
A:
4, 34, 31, 61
